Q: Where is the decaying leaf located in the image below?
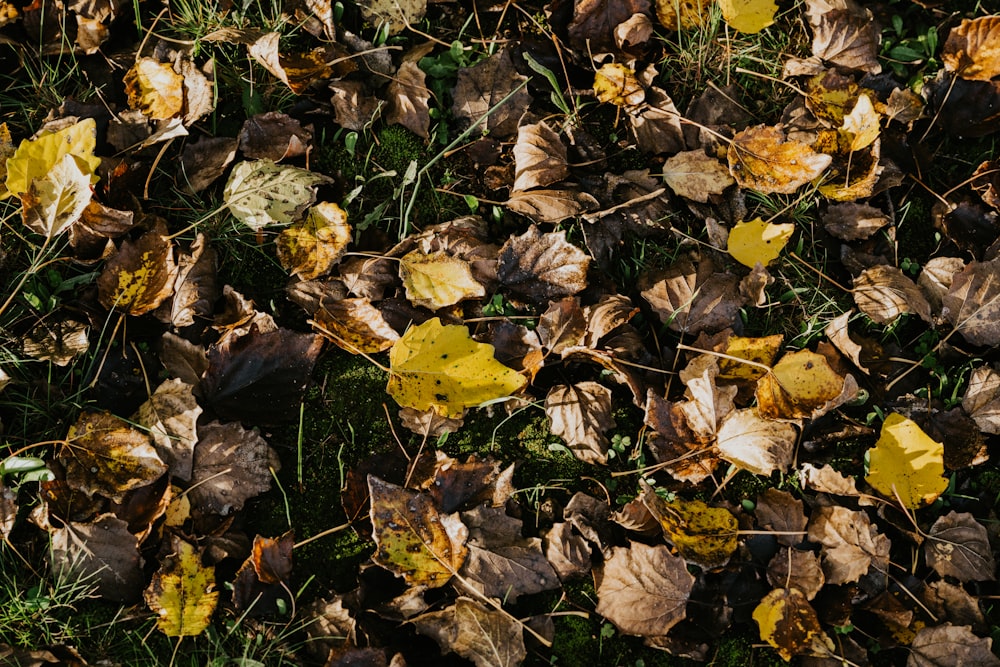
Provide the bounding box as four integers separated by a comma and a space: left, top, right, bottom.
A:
412, 598, 525, 667
756, 348, 855, 420
653, 0, 710, 30
23, 319, 89, 366
908, 624, 1000, 667
866, 413, 948, 509
595, 542, 694, 636
593, 63, 645, 108
399, 251, 485, 310
727, 218, 795, 268
853, 265, 932, 325
661, 150, 734, 203
715, 333, 784, 383
387, 318, 526, 418
124, 58, 184, 120
753, 587, 834, 661
925, 511, 995, 582
811, 8, 881, 74
132, 378, 201, 482
807, 505, 890, 585
5, 118, 101, 198
728, 125, 832, 194
314, 297, 400, 354
60, 411, 166, 502
97, 222, 178, 316
641, 485, 739, 568
644, 391, 719, 483
369, 476, 467, 588
941, 258, 1000, 347
451, 49, 531, 139
357, 0, 426, 35
497, 226, 590, 307
755, 488, 807, 548
276, 202, 352, 281
50, 514, 143, 603
504, 188, 599, 223
640, 258, 745, 335
963, 366, 1000, 435
767, 549, 825, 601
512, 121, 569, 192
248, 32, 333, 93
942, 16, 1000, 82
238, 112, 311, 162
715, 408, 798, 476
145, 536, 218, 637
385, 61, 431, 139
188, 421, 279, 515
545, 382, 616, 464
719, 0, 777, 34
223, 159, 332, 231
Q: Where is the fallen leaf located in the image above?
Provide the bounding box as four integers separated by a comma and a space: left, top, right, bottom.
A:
841, 93, 880, 151
387, 318, 526, 418
497, 226, 590, 307
941, 258, 1000, 347
124, 58, 184, 120
411, 598, 525, 667
755, 489, 807, 547
677, 354, 736, 441
132, 378, 201, 482
451, 49, 531, 139
50, 514, 143, 602
812, 8, 881, 74
504, 188, 599, 223
925, 73, 1000, 138
145, 536, 218, 636
640, 258, 745, 335
921, 581, 987, 631
653, 0, 710, 30
963, 366, 1000, 435
358, 0, 425, 34
661, 150, 735, 203
807, 505, 890, 585
277, 202, 352, 281
232, 531, 294, 614
866, 413, 948, 509
716, 333, 784, 382
545, 382, 616, 464
22, 319, 89, 366
60, 411, 166, 502
593, 63, 645, 108
329, 80, 383, 131
644, 391, 719, 483
21, 153, 92, 239
238, 111, 312, 162
853, 266, 932, 325
728, 125, 832, 194
629, 88, 686, 155
314, 297, 400, 354
822, 202, 889, 241
368, 475, 467, 588
161, 233, 218, 328
421, 453, 511, 512
537, 297, 586, 355
641, 485, 739, 568
595, 542, 694, 636
719, 0, 777, 34
568, 0, 650, 53
767, 548, 824, 600
543, 522, 592, 582
248, 32, 333, 93
942, 16, 1000, 82
908, 624, 1000, 667
925, 511, 995, 582
201, 326, 323, 426
753, 588, 834, 660
755, 348, 855, 420
727, 218, 795, 268
179, 136, 238, 193
386, 61, 431, 139
716, 408, 798, 476
399, 251, 485, 310
188, 421, 279, 515
824, 311, 868, 374
97, 221, 178, 316
512, 121, 569, 192
800, 462, 860, 496
223, 159, 332, 231
5, 118, 100, 198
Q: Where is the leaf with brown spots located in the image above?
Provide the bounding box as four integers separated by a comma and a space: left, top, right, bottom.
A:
97, 221, 178, 316
943, 16, 1000, 82
728, 125, 832, 195
412, 598, 525, 667
753, 588, 834, 661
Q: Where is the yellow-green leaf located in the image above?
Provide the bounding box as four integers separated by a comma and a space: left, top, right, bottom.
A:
388, 318, 526, 418
399, 250, 486, 311
865, 413, 948, 509
145, 537, 218, 637
641, 483, 738, 568
223, 159, 332, 231
21, 153, 93, 239
276, 202, 352, 280
719, 0, 777, 34
5, 119, 101, 199
124, 58, 185, 120
727, 218, 795, 268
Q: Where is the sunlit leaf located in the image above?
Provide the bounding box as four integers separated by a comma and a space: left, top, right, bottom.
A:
866, 413, 948, 509
593, 63, 644, 108
728, 125, 831, 194
223, 159, 332, 231
276, 202, 352, 280
753, 588, 834, 661
399, 251, 485, 310
124, 58, 184, 120
727, 218, 795, 268
756, 348, 855, 420
145, 536, 218, 637
719, 0, 777, 34
661, 150, 734, 203
653, 0, 710, 30
807, 505, 890, 585
942, 16, 1000, 82
97, 221, 178, 316
641, 483, 738, 569
5, 118, 101, 199
716, 408, 798, 476
21, 153, 92, 239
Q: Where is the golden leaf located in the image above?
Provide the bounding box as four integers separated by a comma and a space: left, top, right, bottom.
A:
727, 218, 795, 268
865, 413, 948, 509
145, 537, 219, 637
641, 483, 738, 568
653, 0, 710, 30
5, 119, 101, 199
841, 93, 880, 151
387, 318, 526, 418
756, 348, 855, 420
276, 202, 352, 280
20, 153, 93, 239
717, 334, 783, 382
728, 125, 832, 194
124, 58, 185, 120
943, 16, 1000, 82
719, 0, 777, 34
753, 588, 834, 661
593, 63, 645, 108
97, 222, 178, 316
400, 251, 485, 311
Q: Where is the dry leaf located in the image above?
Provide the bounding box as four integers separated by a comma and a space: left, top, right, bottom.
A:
543, 522, 592, 582
807, 505, 890, 585
23, 319, 89, 366
799, 462, 860, 496
358, 0, 425, 34
145, 536, 218, 637
124, 58, 184, 120
504, 188, 599, 223
640, 258, 745, 335
963, 366, 1000, 435
595, 542, 694, 636
369, 476, 467, 588
545, 382, 616, 464
661, 150, 734, 203
21, 154, 92, 239
180, 136, 238, 193
497, 226, 590, 307
223, 159, 332, 231
97, 222, 178, 316
908, 624, 1000, 667
824, 311, 868, 374
677, 354, 736, 440
925, 511, 995, 582
644, 390, 719, 483
812, 8, 881, 74
756, 489, 807, 547
238, 112, 312, 162
593, 63, 645, 108
188, 421, 279, 515
728, 218, 795, 268
315, 297, 400, 354
387, 318, 526, 418
853, 266, 932, 325
728, 125, 832, 194
248, 32, 332, 93
716, 408, 798, 476
569, 0, 651, 53
512, 121, 569, 192
399, 251, 485, 310
866, 413, 948, 509
641, 484, 739, 568
451, 49, 531, 139
411, 598, 525, 667
822, 202, 888, 241
629, 88, 686, 155
941, 258, 1000, 347
756, 349, 855, 420
841, 93, 880, 151
537, 297, 586, 354
277, 202, 352, 281
767, 549, 825, 601
753, 588, 834, 660
50, 514, 143, 602
719, 0, 777, 34
943, 16, 1000, 82
386, 61, 431, 139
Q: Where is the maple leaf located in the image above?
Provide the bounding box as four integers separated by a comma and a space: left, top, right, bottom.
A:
387, 318, 526, 418
145, 536, 219, 637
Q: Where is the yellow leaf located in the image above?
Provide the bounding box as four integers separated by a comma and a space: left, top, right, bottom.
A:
400, 251, 486, 311
841, 93, 880, 151
388, 318, 526, 418
97, 222, 178, 316
717, 334, 783, 382
124, 58, 185, 120
727, 218, 795, 268
756, 348, 853, 420
276, 202, 352, 280
719, 0, 777, 34
20, 153, 93, 239
641, 483, 738, 568
145, 537, 218, 637
0, 123, 14, 199
5, 119, 101, 199
865, 413, 948, 509
728, 125, 832, 194
753, 588, 834, 661
653, 0, 710, 30
593, 63, 644, 108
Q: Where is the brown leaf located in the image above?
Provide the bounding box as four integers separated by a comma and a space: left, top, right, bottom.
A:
812, 8, 881, 73
188, 421, 279, 516
497, 226, 590, 307
918, 257, 965, 312
753, 587, 834, 661
451, 49, 531, 140
925, 74, 1000, 138
908, 624, 1000, 667
315, 297, 400, 354
853, 265, 932, 325
386, 61, 431, 139
800, 463, 860, 496
201, 326, 323, 426
716, 408, 797, 477
728, 125, 832, 195
50, 514, 143, 602
97, 221, 178, 316
644, 390, 719, 484
60, 411, 166, 502
545, 382, 616, 464
179, 136, 238, 193
662, 150, 735, 203
132, 378, 202, 482
411, 598, 525, 667
329, 80, 382, 131
233, 531, 294, 613
824, 311, 868, 374
369, 476, 467, 588
756, 488, 807, 547
339, 256, 399, 301
458, 505, 559, 602
160, 233, 218, 328
543, 522, 592, 581
238, 111, 312, 162
512, 121, 568, 192
249, 32, 332, 93
972, 159, 1000, 210
807, 506, 890, 585
595, 542, 694, 637
677, 354, 736, 441
920, 581, 987, 631
504, 188, 599, 223
639, 257, 745, 335
69, 201, 135, 258
568, 0, 650, 54
925, 511, 995, 582
767, 548, 825, 600
419, 453, 512, 512
941, 258, 1000, 347
583, 294, 638, 347
630, 88, 685, 155
964, 366, 1000, 435
822, 202, 889, 241
23, 319, 89, 366
943, 16, 1000, 81
159, 332, 208, 387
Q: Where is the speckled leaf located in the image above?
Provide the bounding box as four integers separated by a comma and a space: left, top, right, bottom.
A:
926, 511, 995, 582
188, 421, 279, 516
97, 221, 178, 316
145, 536, 218, 637
728, 125, 831, 194
223, 159, 332, 231
753, 588, 834, 661
399, 251, 485, 310
276, 202, 352, 280
641, 483, 738, 568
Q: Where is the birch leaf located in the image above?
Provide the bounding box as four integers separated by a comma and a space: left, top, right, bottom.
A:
223, 159, 332, 231
866, 413, 948, 509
